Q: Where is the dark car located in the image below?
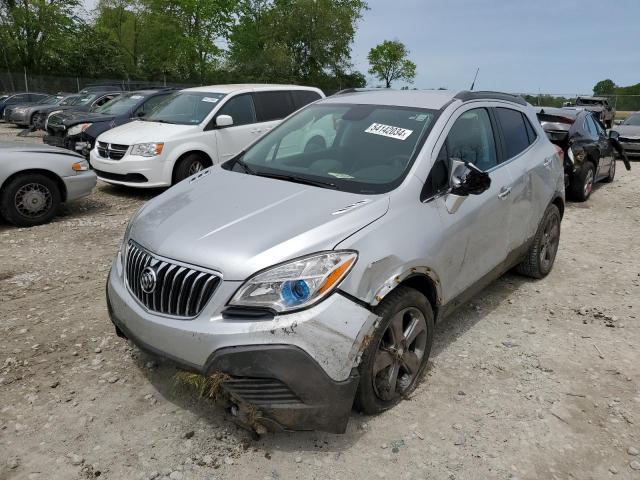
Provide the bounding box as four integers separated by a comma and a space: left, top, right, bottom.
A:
4, 93, 75, 127
0, 92, 49, 120
536, 107, 625, 201
611, 112, 640, 158
43, 88, 177, 154
31, 91, 121, 131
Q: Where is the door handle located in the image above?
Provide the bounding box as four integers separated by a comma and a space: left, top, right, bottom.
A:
498, 186, 512, 199
543, 157, 553, 168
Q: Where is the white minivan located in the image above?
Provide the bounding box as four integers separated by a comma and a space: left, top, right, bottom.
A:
89, 84, 324, 187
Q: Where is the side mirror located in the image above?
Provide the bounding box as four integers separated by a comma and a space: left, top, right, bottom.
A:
216, 114, 233, 128
445, 160, 491, 214
609, 130, 620, 140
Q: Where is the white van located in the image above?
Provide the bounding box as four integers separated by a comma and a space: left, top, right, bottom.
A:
89, 84, 324, 187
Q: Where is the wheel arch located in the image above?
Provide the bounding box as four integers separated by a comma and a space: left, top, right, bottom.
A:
171, 150, 213, 184
0, 169, 67, 201
551, 195, 564, 219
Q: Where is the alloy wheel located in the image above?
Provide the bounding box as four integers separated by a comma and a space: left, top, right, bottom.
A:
539, 213, 560, 271
584, 169, 594, 197
372, 307, 428, 401
14, 183, 52, 218
188, 161, 204, 176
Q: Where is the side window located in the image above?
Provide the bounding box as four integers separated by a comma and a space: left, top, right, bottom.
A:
584, 115, 598, 138
253, 91, 296, 122
495, 107, 531, 159
422, 141, 450, 201
136, 94, 169, 116
217, 94, 257, 126
94, 95, 116, 108
11, 94, 29, 103
592, 116, 605, 136
292, 90, 322, 110
446, 108, 498, 171
523, 114, 537, 143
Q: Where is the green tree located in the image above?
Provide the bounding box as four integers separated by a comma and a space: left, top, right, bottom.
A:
593, 79, 616, 96
367, 39, 416, 88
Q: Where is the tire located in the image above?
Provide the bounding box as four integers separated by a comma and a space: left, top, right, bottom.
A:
354, 286, 434, 415
0, 173, 61, 227
173, 153, 209, 184
603, 158, 616, 183
516, 204, 561, 279
569, 161, 595, 202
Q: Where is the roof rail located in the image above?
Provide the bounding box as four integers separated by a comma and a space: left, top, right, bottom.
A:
332, 88, 374, 96
454, 90, 527, 106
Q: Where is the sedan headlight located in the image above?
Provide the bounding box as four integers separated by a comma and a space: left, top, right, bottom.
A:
131, 142, 164, 157
230, 251, 358, 313
67, 123, 92, 136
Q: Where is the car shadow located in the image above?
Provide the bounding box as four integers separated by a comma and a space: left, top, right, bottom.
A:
97, 182, 167, 200
129, 271, 533, 452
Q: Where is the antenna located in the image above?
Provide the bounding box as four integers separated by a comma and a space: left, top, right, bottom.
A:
470, 67, 480, 91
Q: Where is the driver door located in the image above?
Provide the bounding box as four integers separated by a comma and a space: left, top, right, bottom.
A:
430, 106, 514, 302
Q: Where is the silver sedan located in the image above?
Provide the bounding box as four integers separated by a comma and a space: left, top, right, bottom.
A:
0, 142, 97, 226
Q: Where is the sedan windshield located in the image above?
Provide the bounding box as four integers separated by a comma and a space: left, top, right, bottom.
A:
145, 92, 225, 125
623, 114, 640, 126
60, 95, 84, 106
95, 93, 144, 115
41, 95, 65, 105
229, 103, 438, 194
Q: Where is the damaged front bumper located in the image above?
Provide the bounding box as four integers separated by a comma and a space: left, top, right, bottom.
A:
44, 132, 92, 155
106, 257, 379, 433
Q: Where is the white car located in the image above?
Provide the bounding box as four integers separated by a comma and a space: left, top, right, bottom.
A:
90, 84, 324, 187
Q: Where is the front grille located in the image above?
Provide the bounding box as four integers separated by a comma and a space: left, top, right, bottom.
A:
223, 378, 302, 406
97, 141, 129, 160
620, 137, 640, 144
125, 241, 220, 318
4, 107, 14, 119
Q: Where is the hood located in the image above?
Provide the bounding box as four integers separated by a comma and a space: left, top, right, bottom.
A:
130, 166, 390, 280
98, 120, 195, 144
59, 111, 116, 127
0, 142, 83, 157
614, 125, 640, 138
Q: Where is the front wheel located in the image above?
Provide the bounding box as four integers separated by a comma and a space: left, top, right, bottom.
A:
355, 286, 434, 414
173, 153, 209, 184
0, 173, 61, 227
516, 204, 561, 279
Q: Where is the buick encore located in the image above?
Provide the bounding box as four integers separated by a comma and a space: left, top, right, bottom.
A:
106, 89, 565, 433
90, 84, 324, 187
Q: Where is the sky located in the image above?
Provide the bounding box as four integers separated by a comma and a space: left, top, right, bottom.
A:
351, 0, 640, 94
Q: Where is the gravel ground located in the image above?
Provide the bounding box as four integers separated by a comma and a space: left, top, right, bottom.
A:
1, 122, 639, 480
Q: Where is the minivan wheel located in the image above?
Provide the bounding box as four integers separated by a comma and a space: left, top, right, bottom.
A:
0, 173, 61, 227
516, 204, 561, 279
569, 161, 595, 202
355, 286, 434, 415
174, 154, 209, 184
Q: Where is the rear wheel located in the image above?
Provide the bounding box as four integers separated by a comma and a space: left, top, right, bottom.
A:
516, 204, 561, 279
0, 173, 61, 227
569, 161, 595, 202
355, 286, 434, 414
603, 158, 616, 183
173, 153, 209, 184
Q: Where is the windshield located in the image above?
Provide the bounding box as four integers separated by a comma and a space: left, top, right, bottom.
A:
60, 95, 86, 106
145, 91, 225, 125
576, 98, 605, 106
228, 103, 438, 194
623, 114, 640, 126
95, 93, 144, 115
41, 95, 65, 105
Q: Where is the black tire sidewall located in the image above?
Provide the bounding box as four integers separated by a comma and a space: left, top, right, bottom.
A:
535, 205, 561, 277
571, 162, 595, 201
174, 154, 206, 184
0, 173, 61, 227
355, 286, 434, 415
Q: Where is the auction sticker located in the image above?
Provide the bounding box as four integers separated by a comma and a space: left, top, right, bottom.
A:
202, 97, 219, 103
365, 123, 413, 140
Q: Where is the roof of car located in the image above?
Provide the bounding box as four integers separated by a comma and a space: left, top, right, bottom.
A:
182, 84, 322, 94
535, 107, 581, 118
322, 89, 526, 110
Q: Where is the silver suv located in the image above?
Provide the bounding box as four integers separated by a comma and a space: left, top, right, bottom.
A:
106, 90, 564, 433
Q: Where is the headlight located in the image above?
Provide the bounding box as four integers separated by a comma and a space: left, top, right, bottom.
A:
131, 142, 164, 157
72, 160, 90, 171
67, 123, 92, 136
229, 251, 357, 313
13, 107, 26, 114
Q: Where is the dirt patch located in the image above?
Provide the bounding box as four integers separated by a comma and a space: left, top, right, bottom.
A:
0, 123, 639, 479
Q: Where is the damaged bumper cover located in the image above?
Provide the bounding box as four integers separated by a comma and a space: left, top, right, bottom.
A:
106, 258, 379, 433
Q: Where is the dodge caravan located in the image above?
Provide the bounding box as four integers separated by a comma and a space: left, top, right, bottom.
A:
90, 84, 324, 187
106, 89, 565, 433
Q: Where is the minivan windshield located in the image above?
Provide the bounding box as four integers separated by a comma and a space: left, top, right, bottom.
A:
623, 114, 640, 126
145, 91, 225, 125
228, 103, 438, 194
95, 93, 144, 115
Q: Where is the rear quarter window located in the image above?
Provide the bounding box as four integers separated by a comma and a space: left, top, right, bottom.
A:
292, 90, 322, 110
496, 107, 532, 159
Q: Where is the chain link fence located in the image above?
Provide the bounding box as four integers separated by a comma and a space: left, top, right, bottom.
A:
0, 71, 195, 94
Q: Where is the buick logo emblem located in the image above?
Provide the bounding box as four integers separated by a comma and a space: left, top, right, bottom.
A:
140, 266, 157, 294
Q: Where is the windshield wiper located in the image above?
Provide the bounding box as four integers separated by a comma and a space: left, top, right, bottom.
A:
151, 119, 176, 124
234, 156, 255, 174
253, 171, 339, 190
